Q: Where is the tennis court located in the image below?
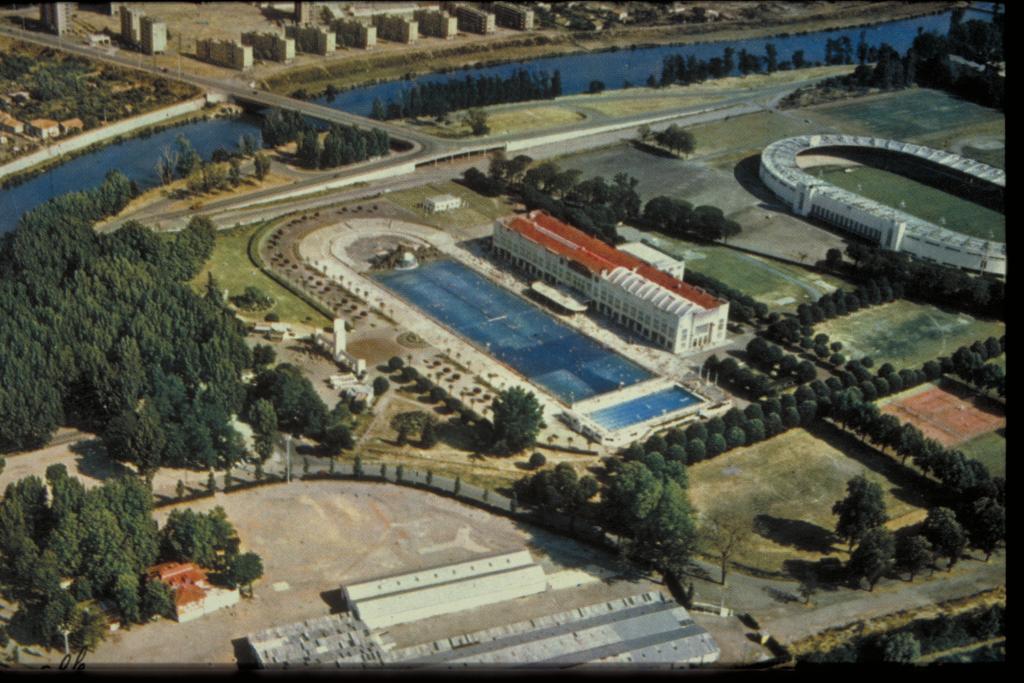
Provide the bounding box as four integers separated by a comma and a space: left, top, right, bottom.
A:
587, 386, 702, 431
377, 259, 653, 404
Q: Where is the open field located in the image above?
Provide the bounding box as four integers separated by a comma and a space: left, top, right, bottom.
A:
74, 479, 659, 665
804, 88, 1004, 143
880, 382, 1005, 448
405, 106, 586, 139
688, 426, 928, 575
808, 164, 1004, 242
191, 223, 331, 328
957, 430, 1005, 478
686, 110, 823, 168
815, 301, 1005, 371
383, 180, 514, 231
621, 227, 846, 309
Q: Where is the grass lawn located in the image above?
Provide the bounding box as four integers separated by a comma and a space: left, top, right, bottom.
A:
686, 110, 823, 167
810, 164, 1004, 242
688, 426, 928, 575
403, 106, 585, 138
579, 93, 724, 117
630, 229, 847, 308
384, 180, 514, 230
191, 222, 331, 328
958, 430, 1005, 478
816, 300, 1005, 371
805, 88, 1004, 142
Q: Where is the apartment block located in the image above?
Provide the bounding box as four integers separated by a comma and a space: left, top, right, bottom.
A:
119, 5, 142, 44
372, 14, 418, 44
453, 4, 495, 34
40, 2, 73, 36
492, 2, 534, 30
241, 31, 296, 62
333, 20, 377, 49
414, 9, 458, 39
141, 16, 167, 54
196, 38, 253, 71
284, 24, 336, 54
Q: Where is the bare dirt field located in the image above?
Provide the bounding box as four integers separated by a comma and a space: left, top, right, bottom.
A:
82, 480, 660, 666
881, 383, 1005, 448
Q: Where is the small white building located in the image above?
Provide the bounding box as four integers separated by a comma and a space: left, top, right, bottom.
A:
618, 241, 686, 280
87, 33, 112, 47
423, 194, 462, 213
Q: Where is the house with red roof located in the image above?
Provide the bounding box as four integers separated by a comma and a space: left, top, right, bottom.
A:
147, 561, 240, 623
492, 210, 729, 354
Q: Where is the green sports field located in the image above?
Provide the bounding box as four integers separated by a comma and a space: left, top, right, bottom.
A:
958, 430, 1005, 478
816, 300, 1005, 370
810, 164, 1004, 242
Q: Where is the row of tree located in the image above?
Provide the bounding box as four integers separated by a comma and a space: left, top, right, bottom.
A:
657, 43, 790, 88
641, 195, 743, 245
372, 69, 563, 121
745, 337, 820, 385
678, 268, 767, 325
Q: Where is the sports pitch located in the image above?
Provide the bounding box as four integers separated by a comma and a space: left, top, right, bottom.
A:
958, 430, 1006, 478
810, 164, 1004, 242
687, 427, 926, 574
880, 382, 1005, 448
815, 300, 1005, 370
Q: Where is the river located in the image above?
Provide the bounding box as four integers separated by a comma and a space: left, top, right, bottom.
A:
0, 6, 991, 235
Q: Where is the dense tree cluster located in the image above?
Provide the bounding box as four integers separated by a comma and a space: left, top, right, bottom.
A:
260, 109, 390, 170
513, 462, 598, 521
0, 470, 227, 650
657, 43, 790, 88
641, 196, 742, 245
372, 68, 562, 121
246, 364, 337, 444
679, 269, 766, 325
489, 386, 545, 455
703, 354, 779, 399
745, 337, 819, 386
1, 185, 254, 475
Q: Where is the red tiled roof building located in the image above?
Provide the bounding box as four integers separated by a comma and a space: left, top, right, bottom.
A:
148, 561, 240, 622
492, 211, 729, 354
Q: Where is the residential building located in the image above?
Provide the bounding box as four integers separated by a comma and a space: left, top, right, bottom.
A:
241, 31, 296, 62
147, 562, 241, 623
294, 1, 315, 25
87, 33, 112, 47
141, 16, 167, 55
492, 211, 729, 354
59, 118, 85, 135
333, 20, 376, 49
414, 9, 458, 39
285, 24, 337, 54
196, 38, 254, 70
26, 118, 61, 139
371, 14, 418, 44
423, 194, 462, 213
492, 2, 534, 30
452, 4, 495, 34
119, 5, 142, 45
40, 2, 73, 36
0, 112, 24, 135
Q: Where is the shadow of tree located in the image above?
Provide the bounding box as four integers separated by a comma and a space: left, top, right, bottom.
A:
69, 439, 133, 482
754, 514, 837, 554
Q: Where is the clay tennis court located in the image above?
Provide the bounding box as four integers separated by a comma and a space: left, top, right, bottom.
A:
882, 384, 1005, 447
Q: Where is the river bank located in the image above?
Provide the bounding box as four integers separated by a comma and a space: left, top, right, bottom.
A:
264, 1, 956, 98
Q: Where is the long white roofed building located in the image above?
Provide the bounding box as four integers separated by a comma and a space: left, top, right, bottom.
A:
492, 211, 728, 355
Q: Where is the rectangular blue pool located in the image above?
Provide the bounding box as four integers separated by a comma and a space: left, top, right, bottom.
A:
376, 259, 653, 404
586, 386, 702, 431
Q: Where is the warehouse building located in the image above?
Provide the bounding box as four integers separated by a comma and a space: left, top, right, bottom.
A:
246, 613, 387, 667
342, 550, 547, 630
492, 211, 728, 355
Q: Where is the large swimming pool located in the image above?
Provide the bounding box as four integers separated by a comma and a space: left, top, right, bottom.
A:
586, 386, 702, 431
376, 259, 653, 404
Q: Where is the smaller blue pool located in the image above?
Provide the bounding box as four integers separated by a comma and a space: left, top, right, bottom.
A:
587, 386, 702, 431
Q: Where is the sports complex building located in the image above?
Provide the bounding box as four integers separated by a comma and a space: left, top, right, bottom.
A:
492, 211, 730, 355
760, 134, 1006, 276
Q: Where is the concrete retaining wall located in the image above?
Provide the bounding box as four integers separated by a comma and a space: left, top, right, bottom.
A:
0, 97, 209, 182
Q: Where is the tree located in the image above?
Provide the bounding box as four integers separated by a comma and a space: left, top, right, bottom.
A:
141, 579, 175, 620
964, 497, 1004, 561
922, 507, 967, 571
832, 475, 888, 551
848, 527, 894, 591
895, 534, 933, 581
253, 153, 271, 180
372, 376, 390, 396
462, 108, 490, 136
112, 572, 142, 624
225, 552, 264, 597
249, 398, 278, 462
420, 420, 438, 448
528, 452, 546, 469
880, 632, 921, 663
700, 509, 753, 586
490, 387, 545, 454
